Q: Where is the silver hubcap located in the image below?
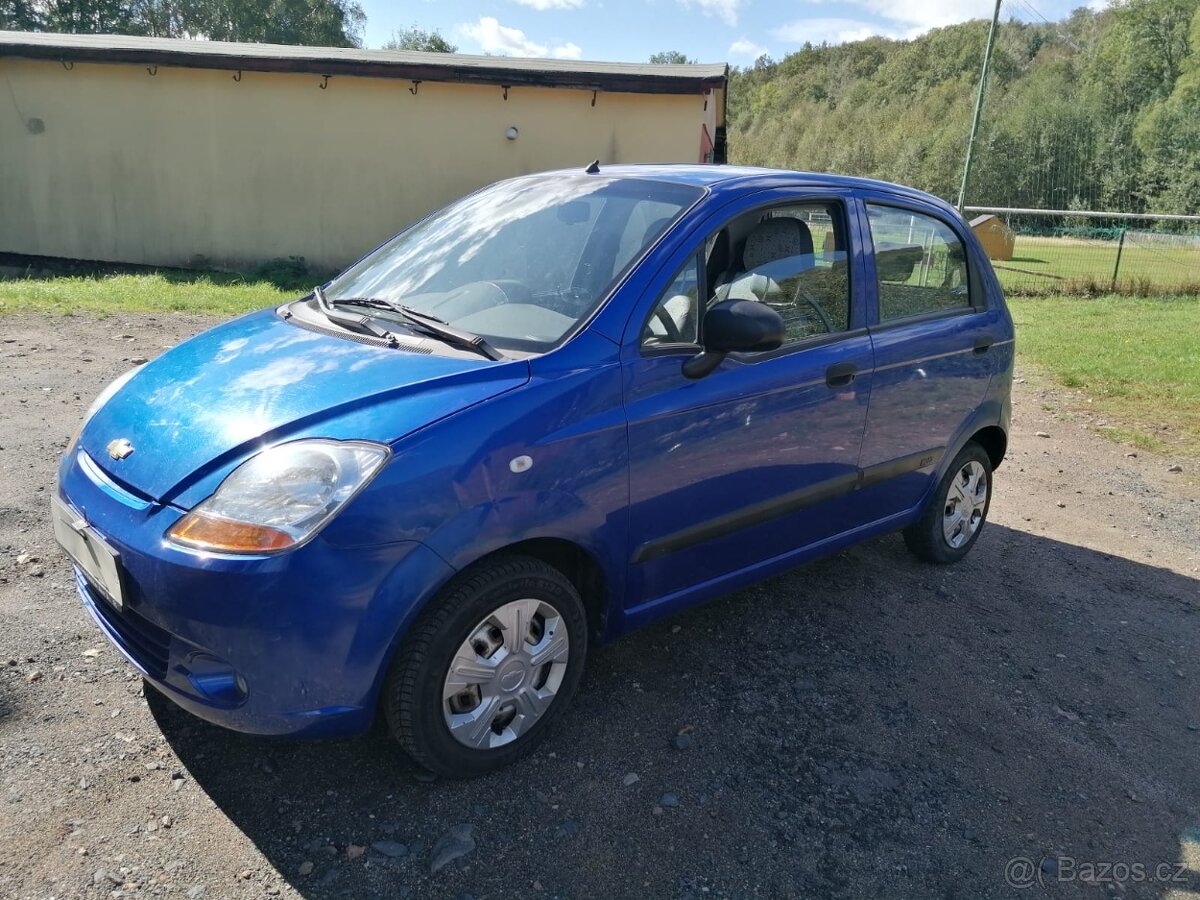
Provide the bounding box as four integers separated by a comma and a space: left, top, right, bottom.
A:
943, 460, 988, 549
442, 599, 569, 750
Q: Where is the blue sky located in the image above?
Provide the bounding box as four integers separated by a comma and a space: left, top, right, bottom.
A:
359, 0, 1107, 64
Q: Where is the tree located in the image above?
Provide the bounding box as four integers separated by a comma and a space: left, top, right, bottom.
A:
0, 0, 41, 29
649, 50, 696, 64
179, 0, 366, 46
19, 0, 367, 45
1133, 5, 1200, 212
38, 0, 142, 33
383, 24, 457, 53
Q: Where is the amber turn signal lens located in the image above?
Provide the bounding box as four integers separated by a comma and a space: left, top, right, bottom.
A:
167, 513, 295, 554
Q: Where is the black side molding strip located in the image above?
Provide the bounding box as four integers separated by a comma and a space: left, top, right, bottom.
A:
631, 447, 943, 565
860, 448, 944, 489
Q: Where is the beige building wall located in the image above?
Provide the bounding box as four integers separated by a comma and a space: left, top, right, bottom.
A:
0, 58, 716, 270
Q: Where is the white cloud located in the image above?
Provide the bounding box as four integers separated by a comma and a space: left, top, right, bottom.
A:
842, 0, 996, 32
774, 0, 1044, 44
772, 17, 896, 46
728, 37, 768, 58
678, 0, 745, 27
512, 0, 586, 9
552, 41, 583, 59
459, 16, 583, 59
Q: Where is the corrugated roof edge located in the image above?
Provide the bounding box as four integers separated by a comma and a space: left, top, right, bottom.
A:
0, 31, 728, 94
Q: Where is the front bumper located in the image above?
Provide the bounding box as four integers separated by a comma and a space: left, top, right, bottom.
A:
58, 449, 454, 737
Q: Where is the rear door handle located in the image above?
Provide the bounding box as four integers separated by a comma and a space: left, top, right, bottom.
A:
826, 362, 857, 388
974, 337, 994, 354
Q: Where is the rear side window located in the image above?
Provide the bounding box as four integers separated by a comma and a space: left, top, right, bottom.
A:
865, 205, 970, 322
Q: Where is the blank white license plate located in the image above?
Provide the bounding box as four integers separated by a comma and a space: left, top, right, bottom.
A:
51, 496, 125, 611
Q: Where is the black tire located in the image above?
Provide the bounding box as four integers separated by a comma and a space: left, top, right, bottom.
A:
903, 441, 993, 565
382, 554, 587, 778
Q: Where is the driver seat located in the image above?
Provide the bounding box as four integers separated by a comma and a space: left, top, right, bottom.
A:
724, 217, 815, 303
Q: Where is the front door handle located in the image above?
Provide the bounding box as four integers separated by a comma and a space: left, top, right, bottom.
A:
974, 337, 994, 354
826, 362, 857, 388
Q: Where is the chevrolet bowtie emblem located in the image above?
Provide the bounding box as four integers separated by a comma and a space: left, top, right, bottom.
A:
106, 438, 135, 460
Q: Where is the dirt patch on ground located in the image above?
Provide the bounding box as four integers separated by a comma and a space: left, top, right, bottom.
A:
1, 313, 1198, 900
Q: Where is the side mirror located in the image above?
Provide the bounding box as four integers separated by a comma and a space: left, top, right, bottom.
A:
682, 299, 785, 379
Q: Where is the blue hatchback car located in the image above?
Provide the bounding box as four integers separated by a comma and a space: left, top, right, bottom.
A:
54, 165, 1013, 776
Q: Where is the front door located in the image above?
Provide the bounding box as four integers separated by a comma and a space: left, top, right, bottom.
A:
622, 195, 874, 609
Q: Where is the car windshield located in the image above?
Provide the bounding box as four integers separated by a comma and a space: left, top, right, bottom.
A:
324, 174, 703, 353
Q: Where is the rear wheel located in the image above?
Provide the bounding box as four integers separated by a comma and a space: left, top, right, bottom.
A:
903, 442, 993, 564
382, 555, 587, 777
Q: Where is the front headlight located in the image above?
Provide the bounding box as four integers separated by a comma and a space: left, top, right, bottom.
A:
67, 367, 140, 453
166, 439, 390, 554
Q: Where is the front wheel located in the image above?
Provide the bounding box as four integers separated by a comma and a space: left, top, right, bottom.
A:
382, 555, 587, 777
903, 442, 993, 564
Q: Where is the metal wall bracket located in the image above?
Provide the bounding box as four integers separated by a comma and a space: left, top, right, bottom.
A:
409, 80, 421, 95
146, 65, 157, 76
233, 70, 242, 82
61, 59, 74, 71
319, 74, 330, 90
502, 85, 510, 101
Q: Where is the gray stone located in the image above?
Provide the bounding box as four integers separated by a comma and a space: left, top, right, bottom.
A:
556, 820, 580, 838
671, 733, 693, 751
659, 792, 680, 808
622, 772, 640, 786
371, 840, 407, 859
430, 824, 475, 873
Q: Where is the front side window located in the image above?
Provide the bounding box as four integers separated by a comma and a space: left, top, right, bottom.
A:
716, 203, 852, 346
326, 175, 702, 353
865, 205, 970, 322
642, 254, 701, 348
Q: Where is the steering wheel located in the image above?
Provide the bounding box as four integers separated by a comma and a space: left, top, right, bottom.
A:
792, 285, 835, 334
651, 307, 684, 343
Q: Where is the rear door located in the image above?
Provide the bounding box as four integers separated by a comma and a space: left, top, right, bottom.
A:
852, 196, 1005, 519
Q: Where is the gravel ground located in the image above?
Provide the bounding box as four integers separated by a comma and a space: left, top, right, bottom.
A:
1, 313, 1199, 900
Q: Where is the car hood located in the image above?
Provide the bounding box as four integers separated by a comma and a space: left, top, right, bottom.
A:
79, 309, 530, 506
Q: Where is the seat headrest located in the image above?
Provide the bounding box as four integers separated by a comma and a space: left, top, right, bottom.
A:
742, 218, 814, 271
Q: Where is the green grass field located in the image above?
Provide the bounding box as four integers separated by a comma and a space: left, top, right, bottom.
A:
1009, 294, 1200, 455
2, 273, 1197, 456
0, 272, 312, 317
993, 234, 1200, 295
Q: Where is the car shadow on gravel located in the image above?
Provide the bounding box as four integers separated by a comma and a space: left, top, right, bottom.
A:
149, 525, 1200, 899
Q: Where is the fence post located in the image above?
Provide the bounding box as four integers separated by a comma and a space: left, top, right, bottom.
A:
1110, 227, 1127, 292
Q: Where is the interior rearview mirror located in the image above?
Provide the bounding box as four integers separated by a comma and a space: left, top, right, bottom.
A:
683, 299, 785, 380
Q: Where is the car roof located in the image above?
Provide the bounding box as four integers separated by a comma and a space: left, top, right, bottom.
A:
539, 164, 960, 217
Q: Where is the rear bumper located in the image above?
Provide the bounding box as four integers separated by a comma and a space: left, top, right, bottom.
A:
58, 450, 455, 738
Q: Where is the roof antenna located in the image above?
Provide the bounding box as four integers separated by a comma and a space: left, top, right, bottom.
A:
585, 159, 600, 175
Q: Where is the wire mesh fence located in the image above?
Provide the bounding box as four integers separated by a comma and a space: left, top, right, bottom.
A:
963, 208, 1200, 295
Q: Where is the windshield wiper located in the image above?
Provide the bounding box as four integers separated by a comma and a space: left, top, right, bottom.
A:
312, 285, 399, 343
333, 296, 504, 361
